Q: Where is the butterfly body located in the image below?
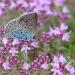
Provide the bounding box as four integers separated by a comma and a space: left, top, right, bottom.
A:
5, 12, 37, 40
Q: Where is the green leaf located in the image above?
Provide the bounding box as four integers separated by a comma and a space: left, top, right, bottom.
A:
18, 51, 26, 60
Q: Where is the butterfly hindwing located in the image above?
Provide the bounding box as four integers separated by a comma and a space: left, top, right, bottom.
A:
5, 12, 37, 40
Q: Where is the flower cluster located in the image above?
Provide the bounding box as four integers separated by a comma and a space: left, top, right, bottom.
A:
42, 23, 70, 42
31, 55, 50, 70
0, 0, 71, 25
51, 55, 75, 75
18, 54, 75, 75
0, 36, 75, 75
0, 37, 39, 71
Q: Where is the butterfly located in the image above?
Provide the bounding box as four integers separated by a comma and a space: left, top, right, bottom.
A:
5, 12, 37, 41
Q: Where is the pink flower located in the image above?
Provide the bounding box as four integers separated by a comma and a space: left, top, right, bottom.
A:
52, 55, 66, 64
12, 38, 20, 46
21, 45, 31, 54
65, 65, 75, 75
53, 27, 61, 36
41, 62, 49, 69
62, 6, 69, 14
0, 2, 5, 16
58, 55, 66, 64
8, 56, 19, 65
9, 1, 16, 9
51, 55, 66, 75
60, 23, 68, 31
0, 10, 4, 16
39, 0, 52, 5
58, 12, 71, 20
2, 61, 11, 70
22, 62, 30, 70
62, 32, 70, 42
31, 55, 50, 70
48, 27, 54, 37
9, 47, 18, 56
51, 68, 64, 75
54, 0, 65, 7
19, 70, 30, 75
0, 3, 5, 9
42, 32, 51, 42
16, 0, 28, 10
30, 41, 39, 48
2, 37, 8, 45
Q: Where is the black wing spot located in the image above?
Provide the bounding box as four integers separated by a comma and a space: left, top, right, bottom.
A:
25, 21, 28, 23
18, 26, 20, 27
14, 36, 15, 37
22, 26, 24, 27
25, 26, 26, 28
21, 32, 22, 33
11, 32, 13, 33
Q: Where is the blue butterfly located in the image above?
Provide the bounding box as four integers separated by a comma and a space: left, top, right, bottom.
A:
9, 30, 36, 40
5, 12, 37, 41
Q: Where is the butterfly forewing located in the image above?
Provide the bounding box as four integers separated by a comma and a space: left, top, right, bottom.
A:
18, 13, 37, 34
5, 12, 37, 40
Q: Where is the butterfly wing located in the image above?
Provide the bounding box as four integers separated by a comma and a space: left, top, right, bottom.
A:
5, 12, 37, 40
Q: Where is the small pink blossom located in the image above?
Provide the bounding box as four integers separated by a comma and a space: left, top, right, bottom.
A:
30, 41, 39, 48
48, 27, 54, 37
54, 0, 65, 7
39, 0, 52, 5
9, 47, 18, 56
65, 65, 75, 75
51, 55, 66, 75
62, 32, 70, 42
2, 37, 8, 45
19, 69, 30, 75
60, 23, 68, 31
58, 12, 71, 20
53, 27, 61, 36
51, 68, 64, 75
21, 45, 31, 54
12, 38, 20, 46
2, 61, 11, 70
42, 32, 51, 42
9, 1, 16, 9
62, 6, 69, 14
41, 62, 49, 69
22, 62, 30, 70
0, 2, 5, 16
58, 55, 66, 64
